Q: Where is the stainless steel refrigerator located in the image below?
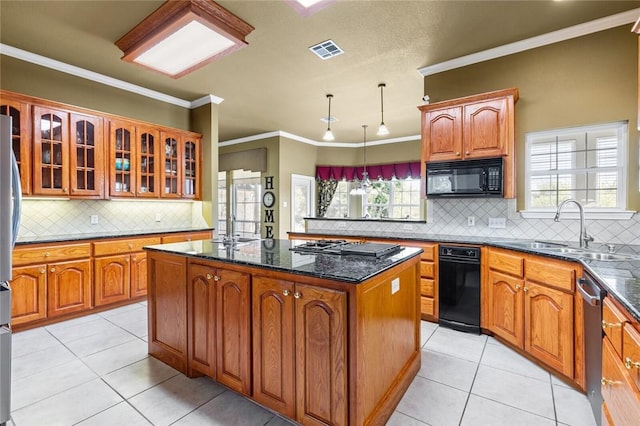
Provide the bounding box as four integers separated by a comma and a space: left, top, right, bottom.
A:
1, 114, 22, 425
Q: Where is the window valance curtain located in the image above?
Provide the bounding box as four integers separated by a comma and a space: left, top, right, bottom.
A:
316, 161, 421, 181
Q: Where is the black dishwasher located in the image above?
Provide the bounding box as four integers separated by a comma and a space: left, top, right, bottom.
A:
438, 245, 481, 334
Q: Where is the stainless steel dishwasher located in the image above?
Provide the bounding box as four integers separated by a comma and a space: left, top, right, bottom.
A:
438, 245, 481, 334
577, 270, 607, 426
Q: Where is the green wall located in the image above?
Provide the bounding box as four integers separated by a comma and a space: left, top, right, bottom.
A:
0, 56, 190, 130
316, 139, 421, 167
424, 26, 639, 210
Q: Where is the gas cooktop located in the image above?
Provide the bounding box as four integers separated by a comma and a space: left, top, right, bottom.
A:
291, 240, 402, 258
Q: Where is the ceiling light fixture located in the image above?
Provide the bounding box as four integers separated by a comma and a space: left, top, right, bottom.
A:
323, 94, 335, 141
288, 0, 334, 16
115, 0, 254, 79
377, 83, 390, 136
350, 125, 372, 195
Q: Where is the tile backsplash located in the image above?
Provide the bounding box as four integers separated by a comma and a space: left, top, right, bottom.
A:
307, 198, 640, 246
18, 199, 209, 239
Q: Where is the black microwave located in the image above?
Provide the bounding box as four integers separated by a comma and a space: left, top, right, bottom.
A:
426, 157, 503, 198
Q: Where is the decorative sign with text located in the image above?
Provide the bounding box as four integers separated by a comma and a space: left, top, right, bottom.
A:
263, 176, 275, 239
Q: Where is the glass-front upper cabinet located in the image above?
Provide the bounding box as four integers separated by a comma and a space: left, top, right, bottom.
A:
70, 113, 104, 198
182, 136, 200, 199
109, 119, 136, 197
33, 106, 70, 196
0, 98, 31, 194
136, 126, 159, 197
161, 132, 181, 198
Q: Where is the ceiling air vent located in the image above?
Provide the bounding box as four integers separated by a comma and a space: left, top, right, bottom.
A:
309, 40, 344, 60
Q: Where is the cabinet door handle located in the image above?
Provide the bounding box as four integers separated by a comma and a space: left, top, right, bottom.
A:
214, 275, 221, 281
283, 289, 291, 296
50, 267, 56, 273
206, 274, 213, 280
625, 357, 640, 370
125, 257, 130, 263
602, 320, 622, 329
456, 152, 460, 156
601, 377, 621, 386
132, 256, 136, 262
293, 291, 302, 299
44, 252, 50, 257
63, 188, 68, 193
515, 284, 521, 291
39, 268, 45, 274
523, 287, 529, 293
465, 151, 470, 155
128, 243, 133, 249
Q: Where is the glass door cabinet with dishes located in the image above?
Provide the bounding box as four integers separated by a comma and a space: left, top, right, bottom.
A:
0, 98, 31, 194
160, 131, 200, 199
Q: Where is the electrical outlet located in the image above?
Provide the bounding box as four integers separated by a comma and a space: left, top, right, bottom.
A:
489, 217, 507, 229
337, 222, 346, 228
155, 213, 162, 222
90, 215, 99, 225
403, 224, 413, 231
391, 278, 400, 295
467, 216, 476, 227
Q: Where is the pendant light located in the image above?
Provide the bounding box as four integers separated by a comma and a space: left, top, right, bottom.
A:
350, 125, 372, 195
322, 94, 335, 141
376, 83, 389, 136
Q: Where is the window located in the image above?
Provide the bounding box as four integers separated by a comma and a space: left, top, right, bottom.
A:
325, 178, 421, 219
325, 181, 349, 218
218, 170, 262, 238
365, 178, 421, 219
524, 121, 628, 216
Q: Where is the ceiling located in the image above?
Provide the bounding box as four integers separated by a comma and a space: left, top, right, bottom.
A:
1, 1, 639, 144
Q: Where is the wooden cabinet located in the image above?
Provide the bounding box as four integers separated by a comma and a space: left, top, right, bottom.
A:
160, 131, 201, 199
11, 243, 92, 324
161, 230, 212, 244
484, 247, 579, 379
0, 96, 31, 194
601, 307, 640, 426
182, 260, 252, 394
10, 265, 46, 325
420, 88, 518, 198
148, 251, 188, 373
93, 236, 161, 305
252, 276, 347, 426
32, 106, 104, 198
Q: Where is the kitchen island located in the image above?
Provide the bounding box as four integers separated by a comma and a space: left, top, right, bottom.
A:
144, 238, 423, 426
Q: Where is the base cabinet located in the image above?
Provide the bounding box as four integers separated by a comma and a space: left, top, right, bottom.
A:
484, 248, 578, 380
10, 265, 47, 325
252, 277, 347, 425
94, 255, 131, 306
46, 259, 92, 317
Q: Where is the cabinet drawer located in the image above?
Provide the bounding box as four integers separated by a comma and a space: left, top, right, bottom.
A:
13, 243, 91, 266
161, 231, 212, 244
487, 249, 524, 277
603, 297, 627, 358
94, 237, 161, 256
601, 338, 640, 426
623, 324, 640, 391
525, 256, 576, 292
421, 296, 435, 317
420, 278, 435, 297
420, 261, 435, 278
420, 244, 437, 261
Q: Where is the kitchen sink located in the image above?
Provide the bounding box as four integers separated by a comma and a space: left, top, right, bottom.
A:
506, 241, 568, 249
576, 252, 639, 262
210, 237, 260, 245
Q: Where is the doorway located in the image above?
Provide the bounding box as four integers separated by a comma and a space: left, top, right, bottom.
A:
291, 174, 315, 233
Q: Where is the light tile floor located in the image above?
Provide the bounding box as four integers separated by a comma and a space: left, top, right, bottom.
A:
8, 303, 596, 426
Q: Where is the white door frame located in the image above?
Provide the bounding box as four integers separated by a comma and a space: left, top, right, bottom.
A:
291, 174, 315, 232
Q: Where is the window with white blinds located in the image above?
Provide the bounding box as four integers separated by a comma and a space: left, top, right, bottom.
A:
525, 122, 627, 212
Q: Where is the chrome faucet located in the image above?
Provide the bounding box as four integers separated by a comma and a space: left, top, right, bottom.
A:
223, 214, 239, 244
554, 199, 594, 248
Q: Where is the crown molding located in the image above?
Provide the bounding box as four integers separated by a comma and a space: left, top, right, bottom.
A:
0, 43, 222, 108
418, 8, 640, 77
219, 130, 420, 147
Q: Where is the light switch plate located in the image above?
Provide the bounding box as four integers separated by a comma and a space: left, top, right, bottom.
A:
467, 216, 475, 227
391, 278, 400, 294
90, 215, 99, 225
155, 213, 162, 222
489, 217, 506, 228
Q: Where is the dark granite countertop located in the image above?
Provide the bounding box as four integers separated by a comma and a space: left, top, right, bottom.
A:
289, 231, 640, 322
144, 239, 423, 284
15, 227, 214, 245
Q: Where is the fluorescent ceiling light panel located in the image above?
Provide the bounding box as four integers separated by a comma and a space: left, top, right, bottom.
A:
134, 20, 235, 76
287, 0, 334, 16
116, 0, 254, 79
294, 0, 325, 7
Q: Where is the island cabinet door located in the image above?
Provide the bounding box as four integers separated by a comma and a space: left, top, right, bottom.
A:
148, 252, 188, 374
295, 283, 347, 426
252, 276, 295, 419
216, 268, 251, 395
187, 263, 216, 377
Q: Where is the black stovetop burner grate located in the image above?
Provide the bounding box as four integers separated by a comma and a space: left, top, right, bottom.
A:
291, 240, 401, 257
